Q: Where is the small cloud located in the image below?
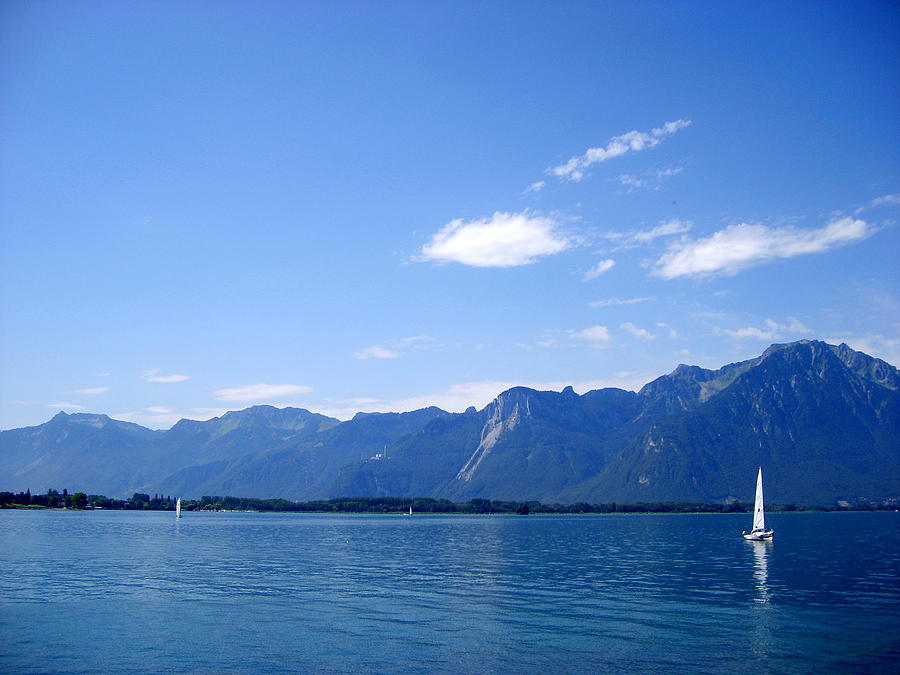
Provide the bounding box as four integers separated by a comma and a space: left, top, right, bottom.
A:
583, 259, 616, 281
355, 345, 400, 360
571, 325, 612, 344
141, 369, 191, 383
418, 211, 571, 267
93, 372, 112, 377
871, 193, 900, 207
621, 322, 654, 339
549, 120, 691, 181
653, 217, 872, 279
523, 180, 545, 194
214, 383, 314, 403
146, 406, 174, 414
656, 322, 678, 338
46, 401, 88, 411
355, 335, 441, 360
617, 166, 684, 192
605, 219, 693, 249
588, 296, 654, 308
72, 387, 110, 395
719, 317, 809, 341
633, 219, 693, 243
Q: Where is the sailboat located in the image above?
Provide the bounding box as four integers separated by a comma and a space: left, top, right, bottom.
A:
407, 505, 413, 516
176, 497, 182, 519
742, 468, 773, 540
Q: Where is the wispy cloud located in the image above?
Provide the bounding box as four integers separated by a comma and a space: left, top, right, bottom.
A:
214, 383, 313, 402
549, 120, 691, 182
719, 317, 809, 341
855, 193, 900, 214
583, 259, 615, 281
523, 180, 545, 194
571, 325, 612, 345
141, 369, 191, 383
604, 219, 693, 250
656, 322, 678, 338
354, 335, 441, 360
621, 322, 654, 339
72, 386, 109, 395
46, 401, 88, 411
418, 211, 571, 267
355, 345, 400, 360
588, 296, 655, 308
653, 217, 872, 279
617, 167, 684, 192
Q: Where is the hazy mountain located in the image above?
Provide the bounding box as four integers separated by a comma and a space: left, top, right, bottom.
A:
0, 412, 163, 497
1, 341, 897, 505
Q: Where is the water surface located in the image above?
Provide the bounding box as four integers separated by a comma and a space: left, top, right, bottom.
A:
1, 510, 897, 673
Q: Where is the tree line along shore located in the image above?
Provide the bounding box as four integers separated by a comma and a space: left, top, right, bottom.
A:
2, 489, 895, 514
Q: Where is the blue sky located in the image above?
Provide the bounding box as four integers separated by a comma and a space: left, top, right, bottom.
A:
2, 1, 898, 430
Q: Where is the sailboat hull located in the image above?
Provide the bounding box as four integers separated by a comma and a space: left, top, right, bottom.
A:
743, 530, 774, 541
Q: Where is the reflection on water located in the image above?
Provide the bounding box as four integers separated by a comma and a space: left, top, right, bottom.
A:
748, 539, 773, 661
750, 539, 771, 604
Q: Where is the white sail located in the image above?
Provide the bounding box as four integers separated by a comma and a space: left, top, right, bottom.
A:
176, 497, 182, 518
752, 468, 765, 532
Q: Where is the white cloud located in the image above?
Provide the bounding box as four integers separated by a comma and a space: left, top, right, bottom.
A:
141, 369, 191, 383
355, 345, 400, 360
604, 219, 693, 249
572, 325, 612, 344
355, 335, 441, 360
583, 259, 616, 281
720, 317, 809, 341
523, 180, 545, 194
550, 119, 691, 181
656, 322, 678, 338
632, 219, 693, 243
146, 406, 174, 414
621, 322, 654, 339
617, 167, 684, 192
214, 383, 314, 402
653, 217, 872, 279
45, 401, 88, 411
72, 387, 109, 395
869, 193, 900, 209
419, 211, 571, 267
588, 296, 654, 308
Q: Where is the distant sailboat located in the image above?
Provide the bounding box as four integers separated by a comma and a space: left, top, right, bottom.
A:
407, 505, 413, 516
742, 468, 773, 540
176, 497, 182, 519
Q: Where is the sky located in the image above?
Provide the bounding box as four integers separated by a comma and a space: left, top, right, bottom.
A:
1, 0, 898, 430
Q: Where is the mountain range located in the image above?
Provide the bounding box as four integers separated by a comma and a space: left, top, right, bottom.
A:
2, 340, 897, 505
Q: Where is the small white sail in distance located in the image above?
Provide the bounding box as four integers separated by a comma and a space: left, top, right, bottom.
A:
176, 497, 182, 518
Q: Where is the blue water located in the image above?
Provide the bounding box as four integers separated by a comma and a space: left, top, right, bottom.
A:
1, 510, 898, 674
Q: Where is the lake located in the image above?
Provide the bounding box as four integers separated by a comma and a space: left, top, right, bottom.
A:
1, 510, 898, 673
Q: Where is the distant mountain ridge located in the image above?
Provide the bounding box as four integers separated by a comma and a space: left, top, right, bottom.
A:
2, 340, 897, 505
